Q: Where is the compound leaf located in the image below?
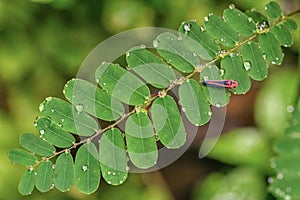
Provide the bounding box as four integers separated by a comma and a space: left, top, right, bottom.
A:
99, 128, 128, 186
53, 152, 74, 192
126, 47, 176, 88
150, 95, 186, 148
125, 112, 158, 169
75, 143, 100, 194
95, 62, 150, 105
64, 78, 124, 121
179, 79, 211, 126
35, 160, 53, 193
35, 117, 75, 148
18, 169, 35, 196
8, 148, 37, 167
19, 133, 55, 157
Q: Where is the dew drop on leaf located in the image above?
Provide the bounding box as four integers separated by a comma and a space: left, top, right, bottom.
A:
204, 16, 209, 22
119, 180, 124, 184
95, 78, 100, 83
107, 181, 112, 184
39, 104, 45, 112
57, 122, 63, 128
139, 44, 146, 49
181, 106, 187, 112
75, 104, 84, 112
51, 109, 55, 113
82, 165, 88, 172
153, 39, 159, 48
208, 111, 212, 116
215, 103, 221, 108
39, 129, 45, 135
243, 61, 251, 71
107, 171, 111, 175
267, 177, 274, 184
229, 4, 235, 9
287, 105, 294, 113
277, 172, 284, 180
126, 51, 130, 57
183, 23, 191, 32
220, 69, 225, 76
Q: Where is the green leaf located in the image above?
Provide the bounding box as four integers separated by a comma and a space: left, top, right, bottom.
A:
99, 128, 128, 185
245, 10, 269, 27
150, 95, 186, 148
75, 143, 100, 194
39, 97, 99, 136
281, 19, 297, 31
241, 42, 268, 81
126, 47, 176, 88
19, 133, 55, 157
35, 161, 53, 193
178, 21, 220, 60
35, 117, 75, 148
271, 24, 293, 47
179, 79, 211, 126
223, 8, 256, 37
270, 176, 300, 199
125, 112, 158, 169
204, 14, 239, 47
265, 1, 282, 19
95, 62, 150, 105
154, 32, 198, 73
272, 154, 300, 174
259, 32, 283, 65
200, 65, 230, 107
53, 152, 74, 192
8, 148, 37, 167
273, 138, 300, 155
64, 78, 124, 121
221, 54, 251, 94
18, 170, 35, 196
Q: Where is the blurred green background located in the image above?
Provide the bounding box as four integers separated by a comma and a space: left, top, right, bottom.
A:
1, 0, 299, 199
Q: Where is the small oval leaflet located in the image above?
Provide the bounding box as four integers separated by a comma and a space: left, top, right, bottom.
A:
40, 97, 99, 136
95, 62, 150, 106
150, 95, 186, 148
204, 14, 239, 47
75, 143, 100, 194
154, 32, 198, 73
179, 79, 211, 126
125, 112, 158, 169
126, 47, 176, 88
200, 65, 230, 107
259, 32, 283, 65
241, 42, 268, 81
35, 160, 53, 193
178, 20, 220, 60
271, 24, 293, 47
223, 7, 256, 37
64, 78, 124, 121
8, 148, 37, 167
35, 117, 75, 148
19, 133, 56, 157
53, 152, 74, 192
221, 54, 251, 94
99, 128, 128, 186
265, 1, 282, 19
18, 169, 35, 196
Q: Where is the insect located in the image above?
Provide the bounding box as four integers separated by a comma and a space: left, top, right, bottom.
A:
202, 79, 238, 89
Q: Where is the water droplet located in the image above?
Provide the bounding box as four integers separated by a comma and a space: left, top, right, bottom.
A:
50, 184, 55, 189
140, 44, 146, 49
284, 195, 291, 200
52, 164, 56, 169
126, 51, 130, 57
39, 104, 45, 112
203, 76, 209, 81
208, 111, 212, 116
51, 109, 55, 113
61, 118, 65, 122
271, 61, 276, 65
125, 166, 130, 171
243, 61, 251, 71
220, 69, 225, 76
182, 107, 187, 112
287, 105, 295, 113
107, 181, 112, 184
277, 173, 284, 179
200, 26, 205, 32
75, 104, 84, 112
112, 172, 116, 176
229, 4, 235, 9
267, 177, 274, 184
264, 6, 268, 10
194, 123, 199, 126
96, 78, 100, 83
208, 13, 213, 16
119, 180, 124, 184
204, 16, 209, 22
103, 82, 107, 86
33, 121, 38, 127
183, 23, 191, 32
107, 171, 111, 175
247, 17, 253, 22
82, 165, 88, 172
262, 54, 267, 60
39, 129, 45, 135
220, 38, 224, 42
153, 39, 159, 48
215, 103, 221, 108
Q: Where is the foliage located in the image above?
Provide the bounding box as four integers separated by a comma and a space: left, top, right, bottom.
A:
6, 0, 299, 197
